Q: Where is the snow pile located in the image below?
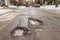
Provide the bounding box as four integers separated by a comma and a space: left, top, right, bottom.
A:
19, 6, 26, 9
40, 5, 60, 11
40, 5, 55, 9
8, 6, 26, 9
8, 6, 18, 8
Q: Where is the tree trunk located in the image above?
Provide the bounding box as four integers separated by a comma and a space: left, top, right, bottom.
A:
55, 0, 58, 7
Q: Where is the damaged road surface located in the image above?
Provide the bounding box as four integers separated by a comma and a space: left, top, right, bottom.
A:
0, 7, 60, 40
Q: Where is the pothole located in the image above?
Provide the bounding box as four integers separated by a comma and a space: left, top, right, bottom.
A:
28, 18, 43, 26
11, 27, 28, 37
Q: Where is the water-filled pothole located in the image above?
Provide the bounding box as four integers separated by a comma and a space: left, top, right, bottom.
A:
28, 18, 43, 27
11, 27, 29, 37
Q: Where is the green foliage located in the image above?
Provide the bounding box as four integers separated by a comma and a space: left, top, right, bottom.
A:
57, 1, 60, 4
55, 1, 60, 4
54, 1, 60, 4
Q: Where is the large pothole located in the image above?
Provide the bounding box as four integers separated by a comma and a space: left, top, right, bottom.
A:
11, 27, 29, 37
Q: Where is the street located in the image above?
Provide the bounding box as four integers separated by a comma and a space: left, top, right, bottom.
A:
0, 7, 60, 40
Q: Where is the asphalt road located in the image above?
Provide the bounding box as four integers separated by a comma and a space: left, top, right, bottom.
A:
0, 7, 60, 40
